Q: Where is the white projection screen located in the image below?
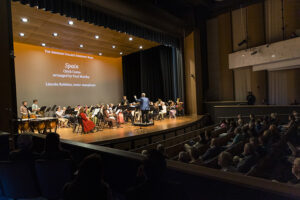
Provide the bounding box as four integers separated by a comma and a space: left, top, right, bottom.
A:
14, 42, 123, 111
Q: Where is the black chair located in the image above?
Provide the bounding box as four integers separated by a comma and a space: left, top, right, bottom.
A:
28, 106, 33, 113
0, 161, 40, 199
35, 159, 72, 200
73, 116, 84, 134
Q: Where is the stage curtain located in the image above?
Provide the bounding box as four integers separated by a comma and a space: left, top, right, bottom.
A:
123, 45, 178, 102
268, 71, 288, 105
12, 0, 179, 47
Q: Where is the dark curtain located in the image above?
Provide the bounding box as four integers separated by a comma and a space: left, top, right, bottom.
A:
13, 0, 179, 47
123, 45, 179, 102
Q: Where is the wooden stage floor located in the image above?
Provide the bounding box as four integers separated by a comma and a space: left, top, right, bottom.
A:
56, 115, 202, 144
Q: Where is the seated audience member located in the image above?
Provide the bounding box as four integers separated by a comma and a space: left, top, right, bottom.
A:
127, 150, 187, 200
289, 158, 300, 185
188, 147, 200, 164
237, 118, 244, 128
219, 119, 227, 129
237, 143, 258, 173
9, 134, 39, 161
141, 150, 149, 157
156, 144, 168, 158
292, 110, 299, 124
56, 106, 69, 127
200, 138, 225, 162
228, 127, 244, 147
79, 107, 95, 133
178, 151, 190, 163
270, 113, 279, 126
40, 132, 71, 160
64, 154, 112, 200
249, 113, 255, 121
218, 152, 236, 172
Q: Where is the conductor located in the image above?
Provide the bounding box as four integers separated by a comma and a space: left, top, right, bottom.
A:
134, 93, 150, 124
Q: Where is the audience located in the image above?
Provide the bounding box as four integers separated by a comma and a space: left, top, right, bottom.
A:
218, 152, 236, 172
63, 154, 112, 200
290, 158, 300, 185
236, 143, 258, 173
9, 134, 39, 161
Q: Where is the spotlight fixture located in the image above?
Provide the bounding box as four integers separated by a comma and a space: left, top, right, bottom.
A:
68, 20, 74, 25
41, 43, 46, 47
251, 51, 258, 56
52, 32, 58, 37
112, 45, 116, 49
79, 44, 83, 48
21, 17, 28, 23
129, 37, 133, 41
139, 45, 143, 49
98, 52, 102, 56
238, 39, 247, 46
120, 52, 123, 55
19, 33, 25, 37
95, 35, 99, 39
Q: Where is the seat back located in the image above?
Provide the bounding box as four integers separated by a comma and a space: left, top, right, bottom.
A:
35, 159, 72, 199
0, 161, 40, 199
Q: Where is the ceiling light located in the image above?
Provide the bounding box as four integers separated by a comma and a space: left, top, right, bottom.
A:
129, 37, 133, 41
139, 45, 143, 49
112, 45, 116, 49
19, 33, 25, 37
272, 54, 276, 58
242, 54, 245, 57
52, 32, 58, 37
79, 44, 83, 48
41, 43, 46, 47
98, 53, 102, 56
21, 17, 28, 23
95, 35, 99, 39
120, 52, 123, 55
68, 20, 74, 25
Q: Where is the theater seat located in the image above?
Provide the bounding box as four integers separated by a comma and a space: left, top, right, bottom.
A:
35, 159, 72, 199
0, 161, 40, 199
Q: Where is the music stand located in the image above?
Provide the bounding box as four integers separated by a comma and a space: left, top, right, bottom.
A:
51, 105, 57, 111
40, 106, 46, 112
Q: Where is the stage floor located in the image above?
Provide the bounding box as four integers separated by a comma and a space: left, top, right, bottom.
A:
56, 115, 202, 144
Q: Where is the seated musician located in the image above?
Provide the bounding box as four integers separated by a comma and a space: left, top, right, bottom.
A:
152, 102, 160, 120
56, 106, 68, 128
176, 98, 184, 116
121, 96, 129, 106
159, 102, 167, 120
79, 107, 95, 133
20, 101, 30, 117
103, 104, 117, 128
169, 101, 177, 118
32, 99, 40, 114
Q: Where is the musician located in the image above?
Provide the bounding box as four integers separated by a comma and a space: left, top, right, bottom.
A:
121, 96, 129, 106
134, 93, 150, 123
20, 101, 30, 117
56, 106, 68, 127
103, 104, 117, 128
159, 102, 167, 120
79, 107, 95, 133
32, 99, 40, 114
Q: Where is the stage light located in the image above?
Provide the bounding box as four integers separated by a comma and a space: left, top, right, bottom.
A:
79, 44, 83, 48
98, 52, 102, 56
21, 17, 28, 23
19, 33, 25, 37
139, 45, 143, 49
52, 32, 58, 37
120, 52, 123, 55
129, 37, 133, 41
112, 45, 116, 49
68, 20, 74, 25
41, 43, 46, 47
95, 35, 99, 39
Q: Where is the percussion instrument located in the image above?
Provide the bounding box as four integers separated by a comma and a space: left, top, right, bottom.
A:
15, 117, 58, 134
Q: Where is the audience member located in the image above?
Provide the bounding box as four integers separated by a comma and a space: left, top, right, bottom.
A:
237, 143, 258, 173
218, 152, 236, 172
200, 138, 225, 161
9, 134, 39, 161
178, 151, 190, 163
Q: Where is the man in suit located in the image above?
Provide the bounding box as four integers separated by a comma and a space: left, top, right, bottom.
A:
134, 93, 150, 124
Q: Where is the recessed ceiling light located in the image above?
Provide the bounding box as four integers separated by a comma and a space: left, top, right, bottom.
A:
120, 52, 123, 55
112, 45, 116, 49
41, 43, 46, 47
272, 54, 276, 58
139, 45, 143, 49
98, 52, 102, 56
19, 33, 25, 37
129, 37, 133, 41
95, 35, 99, 39
242, 54, 245, 57
68, 20, 74, 25
52, 32, 58, 37
21, 17, 28, 23
79, 44, 83, 48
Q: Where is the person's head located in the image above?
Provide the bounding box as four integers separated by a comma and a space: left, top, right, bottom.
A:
233, 156, 240, 166
33, 99, 38, 104
243, 143, 254, 155
292, 158, 300, 179
156, 144, 165, 155
188, 147, 200, 161
218, 152, 233, 168
178, 151, 190, 163
270, 113, 277, 119
77, 154, 104, 184
17, 134, 33, 150
123, 96, 127, 100
263, 130, 271, 138
141, 93, 146, 97
237, 118, 243, 126
63, 107, 66, 111
22, 101, 27, 106
292, 111, 298, 118
237, 114, 242, 119
249, 137, 258, 148
79, 107, 84, 113
44, 132, 60, 153
234, 127, 241, 135
141, 150, 149, 157
269, 124, 277, 131
249, 113, 255, 120
210, 138, 218, 147
289, 114, 296, 122
143, 149, 166, 181
57, 106, 61, 111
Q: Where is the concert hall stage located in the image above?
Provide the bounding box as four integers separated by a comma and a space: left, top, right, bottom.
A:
55, 115, 202, 144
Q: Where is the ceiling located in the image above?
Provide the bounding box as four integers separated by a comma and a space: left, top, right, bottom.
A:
11, 1, 160, 58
